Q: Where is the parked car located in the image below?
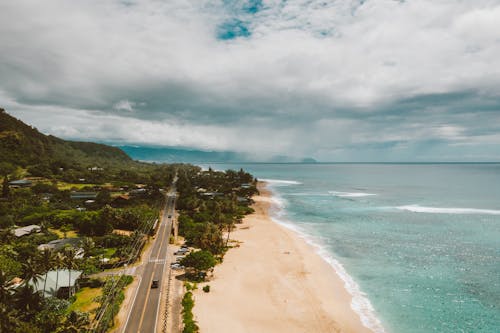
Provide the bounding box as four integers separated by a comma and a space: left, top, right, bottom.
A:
151, 279, 159, 288
170, 263, 184, 270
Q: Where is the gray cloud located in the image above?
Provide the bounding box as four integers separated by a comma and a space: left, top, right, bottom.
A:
1, 0, 500, 161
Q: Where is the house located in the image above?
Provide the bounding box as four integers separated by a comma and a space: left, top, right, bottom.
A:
111, 195, 130, 207
70, 191, 97, 200
8, 179, 33, 188
12, 225, 41, 237
38, 238, 82, 251
129, 188, 147, 196
31, 270, 82, 298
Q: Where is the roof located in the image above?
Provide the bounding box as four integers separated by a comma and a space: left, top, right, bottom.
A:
38, 238, 82, 251
12, 225, 41, 237
30, 270, 82, 297
9, 179, 32, 186
70, 192, 97, 199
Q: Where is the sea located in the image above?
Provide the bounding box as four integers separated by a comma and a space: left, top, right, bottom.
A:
201, 163, 500, 333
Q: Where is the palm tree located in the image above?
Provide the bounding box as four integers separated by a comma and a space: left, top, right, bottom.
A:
53, 251, 67, 297
0, 270, 13, 304
13, 283, 42, 315
0, 302, 19, 332
79, 237, 95, 258
21, 257, 43, 290
63, 247, 77, 298
39, 249, 54, 298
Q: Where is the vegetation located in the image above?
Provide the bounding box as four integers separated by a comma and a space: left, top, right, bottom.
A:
0, 108, 259, 332
181, 289, 199, 333
181, 250, 216, 276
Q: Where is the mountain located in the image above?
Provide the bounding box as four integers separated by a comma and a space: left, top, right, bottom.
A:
0, 108, 132, 169
118, 145, 318, 164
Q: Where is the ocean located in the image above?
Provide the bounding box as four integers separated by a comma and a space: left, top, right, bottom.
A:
202, 163, 500, 333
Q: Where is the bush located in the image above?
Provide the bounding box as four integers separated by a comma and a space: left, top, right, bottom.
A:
181, 291, 199, 333
202, 285, 210, 293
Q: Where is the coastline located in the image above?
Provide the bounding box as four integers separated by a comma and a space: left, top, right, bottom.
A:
192, 182, 374, 333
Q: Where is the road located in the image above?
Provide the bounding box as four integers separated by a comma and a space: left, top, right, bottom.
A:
123, 189, 176, 333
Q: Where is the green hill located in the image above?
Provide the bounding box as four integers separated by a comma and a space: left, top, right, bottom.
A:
0, 107, 133, 173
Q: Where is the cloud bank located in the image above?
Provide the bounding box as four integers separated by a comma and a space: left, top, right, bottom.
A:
1, 0, 500, 161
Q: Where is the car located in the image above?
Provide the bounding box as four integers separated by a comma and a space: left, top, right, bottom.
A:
174, 249, 189, 255
170, 263, 184, 270
167, 215, 172, 218
151, 280, 159, 288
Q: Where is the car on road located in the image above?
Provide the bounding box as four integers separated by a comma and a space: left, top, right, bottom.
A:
168, 215, 172, 218
151, 280, 159, 288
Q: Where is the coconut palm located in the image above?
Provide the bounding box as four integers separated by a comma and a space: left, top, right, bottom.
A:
13, 283, 42, 315
79, 237, 95, 258
62, 247, 78, 298
21, 257, 43, 290
0, 270, 13, 303
39, 249, 54, 298
54, 251, 65, 295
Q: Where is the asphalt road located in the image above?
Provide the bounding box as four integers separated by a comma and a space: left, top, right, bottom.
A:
123, 190, 176, 333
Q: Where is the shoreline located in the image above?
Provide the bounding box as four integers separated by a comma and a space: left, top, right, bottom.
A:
192, 182, 374, 333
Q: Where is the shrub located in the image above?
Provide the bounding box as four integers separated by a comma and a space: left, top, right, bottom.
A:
202, 285, 210, 293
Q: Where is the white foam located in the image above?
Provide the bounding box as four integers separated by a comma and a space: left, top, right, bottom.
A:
260, 178, 302, 186
329, 191, 377, 198
397, 205, 500, 215
265, 188, 386, 333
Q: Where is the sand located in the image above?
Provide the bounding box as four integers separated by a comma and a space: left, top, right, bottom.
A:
192, 183, 373, 333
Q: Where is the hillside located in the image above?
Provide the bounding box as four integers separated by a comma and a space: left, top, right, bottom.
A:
0, 107, 133, 170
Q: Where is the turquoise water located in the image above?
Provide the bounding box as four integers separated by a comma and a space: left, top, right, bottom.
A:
203, 163, 500, 333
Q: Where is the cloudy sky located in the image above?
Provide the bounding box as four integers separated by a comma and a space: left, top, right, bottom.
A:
1, 0, 500, 161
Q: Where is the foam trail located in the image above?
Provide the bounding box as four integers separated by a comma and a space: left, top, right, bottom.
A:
265, 187, 386, 333
260, 178, 302, 185
397, 205, 500, 215
329, 191, 377, 198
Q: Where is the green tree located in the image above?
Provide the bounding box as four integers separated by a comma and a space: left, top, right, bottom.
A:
79, 237, 95, 258
62, 247, 78, 299
39, 249, 55, 298
21, 257, 43, 289
2, 175, 9, 198
13, 284, 42, 316
180, 250, 216, 275
0, 270, 14, 304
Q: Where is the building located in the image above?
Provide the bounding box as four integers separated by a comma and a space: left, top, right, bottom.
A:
12, 225, 41, 237
111, 195, 130, 207
70, 191, 97, 200
31, 270, 83, 298
38, 238, 82, 251
8, 179, 33, 188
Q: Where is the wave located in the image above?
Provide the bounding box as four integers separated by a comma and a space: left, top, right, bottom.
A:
266, 187, 386, 333
329, 191, 377, 198
260, 178, 302, 186
397, 205, 500, 215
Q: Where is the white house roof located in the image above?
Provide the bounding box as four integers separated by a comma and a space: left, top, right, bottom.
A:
31, 269, 82, 298
12, 225, 41, 237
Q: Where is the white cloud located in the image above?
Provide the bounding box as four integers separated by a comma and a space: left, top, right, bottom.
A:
1, 0, 500, 161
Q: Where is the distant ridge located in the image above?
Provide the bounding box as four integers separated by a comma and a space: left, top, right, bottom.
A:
0, 108, 133, 169
118, 145, 318, 164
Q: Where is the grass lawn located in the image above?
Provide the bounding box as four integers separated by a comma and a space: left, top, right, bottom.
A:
57, 182, 97, 191
49, 228, 78, 238
68, 287, 102, 317
102, 247, 117, 258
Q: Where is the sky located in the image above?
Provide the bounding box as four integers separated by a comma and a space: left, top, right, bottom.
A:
1, 0, 500, 162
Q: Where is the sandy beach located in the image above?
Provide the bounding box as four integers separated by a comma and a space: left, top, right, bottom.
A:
192, 183, 373, 333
